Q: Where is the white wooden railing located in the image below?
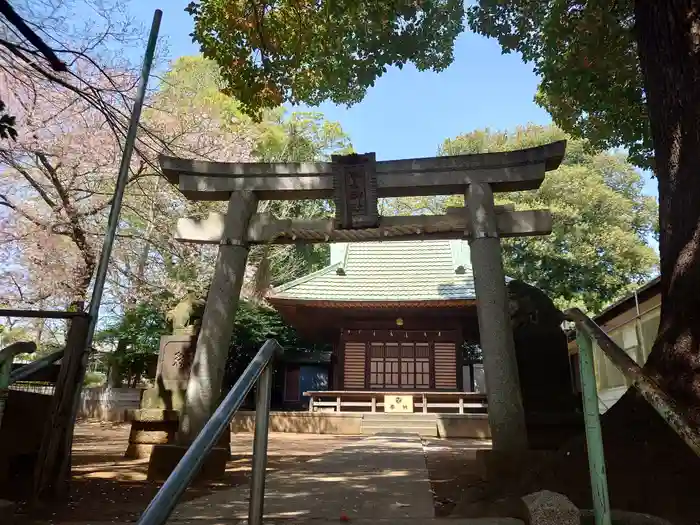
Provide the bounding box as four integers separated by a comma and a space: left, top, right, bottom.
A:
304, 390, 488, 414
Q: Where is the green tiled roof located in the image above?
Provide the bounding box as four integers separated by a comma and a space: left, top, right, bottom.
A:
269, 239, 476, 302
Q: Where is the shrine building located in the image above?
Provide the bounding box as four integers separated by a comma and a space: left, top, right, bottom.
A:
267, 238, 486, 414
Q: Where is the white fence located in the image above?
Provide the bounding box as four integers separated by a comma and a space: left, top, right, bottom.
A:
9, 383, 56, 395
79, 387, 142, 422
9, 385, 142, 422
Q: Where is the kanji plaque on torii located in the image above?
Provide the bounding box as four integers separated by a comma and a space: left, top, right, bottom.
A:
332, 153, 378, 229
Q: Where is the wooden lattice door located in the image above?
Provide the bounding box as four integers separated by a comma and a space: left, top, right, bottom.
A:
368, 341, 431, 390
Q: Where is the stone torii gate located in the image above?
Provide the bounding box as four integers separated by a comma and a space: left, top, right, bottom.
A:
160, 141, 566, 452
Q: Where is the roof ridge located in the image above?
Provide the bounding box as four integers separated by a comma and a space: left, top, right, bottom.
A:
341, 242, 351, 269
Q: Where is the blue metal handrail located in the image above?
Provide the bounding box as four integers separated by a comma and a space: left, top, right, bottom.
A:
137, 338, 282, 525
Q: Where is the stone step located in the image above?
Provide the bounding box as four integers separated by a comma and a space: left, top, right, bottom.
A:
361, 425, 438, 437
363, 413, 438, 420
362, 413, 438, 436
361, 418, 437, 424
362, 418, 438, 427
361, 423, 438, 432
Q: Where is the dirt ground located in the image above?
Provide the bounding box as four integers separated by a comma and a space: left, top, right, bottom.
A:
426, 395, 700, 525
422, 437, 492, 518
8, 421, 363, 524
9, 410, 698, 525
8, 421, 484, 524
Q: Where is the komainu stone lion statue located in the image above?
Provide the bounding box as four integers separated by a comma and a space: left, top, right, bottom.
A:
166, 292, 206, 335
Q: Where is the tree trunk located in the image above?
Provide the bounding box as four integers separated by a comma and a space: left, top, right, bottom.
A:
634, 0, 700, 415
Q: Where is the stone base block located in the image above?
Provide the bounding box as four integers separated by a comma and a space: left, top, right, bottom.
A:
130, 428, 174, 445
140, 387, 188, 411
231, 411, 363, 435
125, 406, 231, 460
437, 414, 491, 439
126, 409, 180, 459
130, 408, 180, 422
125, 443, 157, 459
147, 444, 229, 483
476, 449, 556, 482
522, 490, 579, 525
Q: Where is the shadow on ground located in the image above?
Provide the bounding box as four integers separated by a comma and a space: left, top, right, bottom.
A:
8, 421, 370, 524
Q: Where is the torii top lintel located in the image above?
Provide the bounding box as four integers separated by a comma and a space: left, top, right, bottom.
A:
159, 140, 566, 202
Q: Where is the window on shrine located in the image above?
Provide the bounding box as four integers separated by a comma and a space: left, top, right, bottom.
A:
368, 342, 430, 389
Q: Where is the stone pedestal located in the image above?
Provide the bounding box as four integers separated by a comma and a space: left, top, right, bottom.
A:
124, 333, 231, 480
125, 409, 180, 459
125, 332, 229, 479
152, 332, 198, 410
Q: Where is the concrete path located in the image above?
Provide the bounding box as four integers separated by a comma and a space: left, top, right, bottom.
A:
170, 434, 432, 521
168, 434, 522, 524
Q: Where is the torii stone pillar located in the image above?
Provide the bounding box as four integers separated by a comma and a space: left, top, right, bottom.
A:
466, 182, 528, 451
179, 190, 258, 441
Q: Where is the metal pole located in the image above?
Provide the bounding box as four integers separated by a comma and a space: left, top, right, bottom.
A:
576, 330, 612, 525
68, 9, 162, 417
248, 365, 273, 525
632, 290, 646, 365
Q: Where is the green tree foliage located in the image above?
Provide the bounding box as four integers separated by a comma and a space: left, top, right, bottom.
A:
0, 323, 30, 348
98, 297, 316, 386
184, 1, 650, 169
254, 109, 353, 162
466, 2, 650, 168
443, 126, 657, 311
384, 125, 657, 312
186, 0, 464, 118
223, 299, 328, 389
97, 303, 169, 386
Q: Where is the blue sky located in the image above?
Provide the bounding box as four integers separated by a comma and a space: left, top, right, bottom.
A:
130, 2, 658, 199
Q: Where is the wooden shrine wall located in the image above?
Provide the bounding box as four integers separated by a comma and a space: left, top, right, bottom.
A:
343, 342, 367, 389
340, 330, 461, 391
434, 342, 458, 389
